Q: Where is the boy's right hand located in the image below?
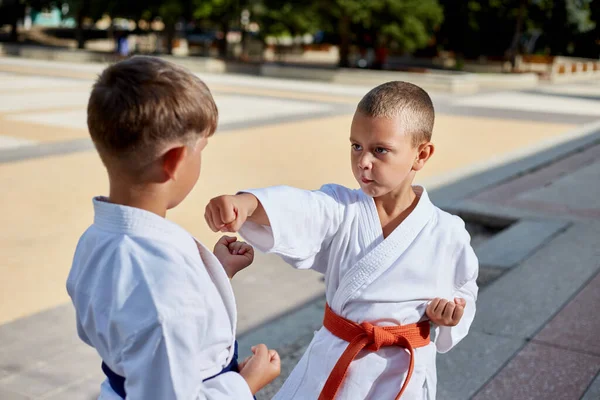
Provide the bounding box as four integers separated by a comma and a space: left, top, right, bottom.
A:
205, 194, 257, 232
238, 344, 281, 394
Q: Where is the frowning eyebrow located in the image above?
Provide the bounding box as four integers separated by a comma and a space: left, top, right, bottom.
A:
349, 137, 395, 148
372, 142, 395, 148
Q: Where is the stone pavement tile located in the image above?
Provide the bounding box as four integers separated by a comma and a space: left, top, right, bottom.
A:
436, 331, 524, 400
0, 61, 101, 81
211, 84, 361, 105
0, 368, 64, 398
0, 135, 35, 150
0, 331, 82, 377
5, 109, 88, 132
473, 342, 600, 400
517, 161, 600, 209
0, 345, 101, 399
0, 117, 87, 143
0, 90, 90, 114
255, 331, 314, 400
475, 267, 505, 288
506, 199, 600, 220
43, 377, 100, 400
1, 93, 340, 140
425, 116, 575, 189
0, 388, 31, 399
475, 219, 569, 269
0, 304, 75, 351
508, 161, 600, 219
0, 152, 106, 325
0, 73, 85, 91
454, 91, 600, 117
534, 272, 600, 355
454, 198, 590, 225
581, 373, 600, 400
238, 297, 326, 360
472, 223, 600, 339
430, 126, 600, 210
0, 303, 99, 346
232, 252, 325, 335
0, 137, 94, 165
471, 143, 600, 204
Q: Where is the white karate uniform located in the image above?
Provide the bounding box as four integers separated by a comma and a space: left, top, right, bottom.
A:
239, 185, 478, 400
67, 197, 253, 400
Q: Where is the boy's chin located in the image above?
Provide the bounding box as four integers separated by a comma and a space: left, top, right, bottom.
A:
357, 182, 384, 198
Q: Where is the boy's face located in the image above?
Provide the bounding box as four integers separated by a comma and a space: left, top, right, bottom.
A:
350, 112, 420, 198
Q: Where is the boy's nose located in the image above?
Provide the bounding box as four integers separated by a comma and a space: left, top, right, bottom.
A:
358, 154, 372, 169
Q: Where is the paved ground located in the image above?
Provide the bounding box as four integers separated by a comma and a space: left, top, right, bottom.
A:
0, 56, 599, 399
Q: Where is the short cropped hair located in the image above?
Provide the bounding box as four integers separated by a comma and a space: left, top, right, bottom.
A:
357, 81, 434, 146
87, 56, 218, 167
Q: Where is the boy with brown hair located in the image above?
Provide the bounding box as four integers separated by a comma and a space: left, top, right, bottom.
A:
67, 56, 279, 399
205, 81, 479, 399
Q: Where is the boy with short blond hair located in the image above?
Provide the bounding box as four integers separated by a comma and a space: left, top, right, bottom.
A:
206, 81, 479, 399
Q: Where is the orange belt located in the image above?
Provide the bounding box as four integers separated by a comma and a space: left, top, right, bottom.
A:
319, 303, 431, 400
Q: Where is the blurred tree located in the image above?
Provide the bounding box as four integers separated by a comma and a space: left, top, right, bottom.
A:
192, 0, 244, 58
314, 0, 443, 67
538, 0, 596, 56
1, 0, 56, 42
255, 0, 319, 38
157, 0, 185, 54
438, 0, 598, 61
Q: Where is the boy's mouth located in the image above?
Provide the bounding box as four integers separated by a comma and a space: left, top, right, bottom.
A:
361, 177, 373, 184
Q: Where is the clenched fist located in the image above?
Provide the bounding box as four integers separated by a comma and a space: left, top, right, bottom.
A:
425, 297, 466, 327
205, 193, 258, 233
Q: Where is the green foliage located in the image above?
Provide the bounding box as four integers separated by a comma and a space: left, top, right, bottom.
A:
254, 0, 320, 37
17, 0, 600, 58
438, 0, 599, 58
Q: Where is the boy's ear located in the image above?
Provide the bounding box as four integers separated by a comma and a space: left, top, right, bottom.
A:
162, 145, 188, 180
413, 142, 435, 172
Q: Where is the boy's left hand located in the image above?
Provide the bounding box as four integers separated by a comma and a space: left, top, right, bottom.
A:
213, 235, 254, 279
426, 297, 466, 327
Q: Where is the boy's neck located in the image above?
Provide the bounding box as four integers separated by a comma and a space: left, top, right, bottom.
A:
374, 184, 418, 238
374, 184, 417, 217
108, 183, 168, 218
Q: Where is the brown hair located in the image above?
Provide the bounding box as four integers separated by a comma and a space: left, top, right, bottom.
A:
87, 56, 218, 167
357, 81, 434, 146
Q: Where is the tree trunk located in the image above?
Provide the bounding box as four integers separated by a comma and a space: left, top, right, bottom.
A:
165, 23, 176, 55
219, 20, 230, 58
10, 18, 18, 42
9, 3, 22, 42
455, 1, 468, 70
548, 0, 568, 55
75, 0, 90, 50
338, 15, 351, 68
508, 0, 527, 71
240, 29, 249, 61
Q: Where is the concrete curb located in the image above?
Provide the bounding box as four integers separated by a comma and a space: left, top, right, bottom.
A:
475, 219, 570, 269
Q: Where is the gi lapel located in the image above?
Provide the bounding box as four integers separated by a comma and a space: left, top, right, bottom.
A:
195, 241, 238, 335
331, 187, 434, 313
